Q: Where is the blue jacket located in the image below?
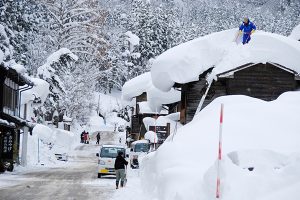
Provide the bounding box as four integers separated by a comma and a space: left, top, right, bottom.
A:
239, 21, 256, 34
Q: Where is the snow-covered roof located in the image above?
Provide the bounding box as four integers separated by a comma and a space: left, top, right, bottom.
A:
101, 144, 126, 148
290, 24, 300, 41
0, 118, 15, 128
21, 78, 50, 105
122, 72, 181, 111
131, 139, 149, 145
151, 29, 300, 92
138, 101, 168, 115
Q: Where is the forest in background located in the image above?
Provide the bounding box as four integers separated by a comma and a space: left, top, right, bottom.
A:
1, 0, 299, 124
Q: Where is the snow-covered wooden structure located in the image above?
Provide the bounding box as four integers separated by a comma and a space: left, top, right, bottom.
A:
0, 63, 33, 170
122, 72, 180, 139
151, 29, 300, 124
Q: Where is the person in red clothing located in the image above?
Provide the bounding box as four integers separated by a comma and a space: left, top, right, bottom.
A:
83, 132, 88, 144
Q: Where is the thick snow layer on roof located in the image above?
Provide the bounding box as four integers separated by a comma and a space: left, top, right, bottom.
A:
138, 101, 168, 114
289, 24, 300, 41
141, 91, 300, 200
122, 72, 181, 111
21, 78, 50, 105
122, 73, 152, 101
132, 139, 149, 145
151, 29, 300, 92
9, 63, 26, 74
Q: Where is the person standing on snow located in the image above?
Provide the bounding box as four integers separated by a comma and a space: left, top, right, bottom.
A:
114, 151, 128, 189
239, 17, 256, 44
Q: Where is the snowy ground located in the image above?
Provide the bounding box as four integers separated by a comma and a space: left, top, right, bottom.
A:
0, 132, 123, 200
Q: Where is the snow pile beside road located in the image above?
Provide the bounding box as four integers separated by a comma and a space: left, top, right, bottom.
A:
140, 91, 300, 200
151, 29, 300, 91
27, 124, 77, 166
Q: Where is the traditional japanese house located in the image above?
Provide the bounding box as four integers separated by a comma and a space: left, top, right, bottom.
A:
179, 63, 300, 124
150, 29, 300, 125
0, 64, 33, 171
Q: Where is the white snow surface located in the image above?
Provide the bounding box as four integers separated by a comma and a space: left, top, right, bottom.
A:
9, 63, 26, 74
44, 48, 78, 67
21, 78, 50, 104
151, 29, 300, 92
289, 24, 300, 41
144, 131, 158, 143
139, 91, 300, 200
125, 31, 140, 51
122, 72, 181, 111
27, 124, 77, 166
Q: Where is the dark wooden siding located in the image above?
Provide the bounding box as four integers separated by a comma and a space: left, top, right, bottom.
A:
184, 79, 206, 123
225, 63, 297, 101
181, 63, 298, 124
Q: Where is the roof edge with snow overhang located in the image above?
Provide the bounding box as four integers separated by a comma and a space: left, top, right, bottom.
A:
151, 29, 300, 92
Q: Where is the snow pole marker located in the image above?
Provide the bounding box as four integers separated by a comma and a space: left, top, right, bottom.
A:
216, 104, 224, 199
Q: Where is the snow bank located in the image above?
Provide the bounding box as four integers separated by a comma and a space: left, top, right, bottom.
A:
140, 91, 300, 200
151, 29, 300, 91
27, 124, 77, 166
289, 24, 300, 41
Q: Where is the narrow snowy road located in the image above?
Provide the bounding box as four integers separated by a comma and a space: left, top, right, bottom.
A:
0, 131, 119, 200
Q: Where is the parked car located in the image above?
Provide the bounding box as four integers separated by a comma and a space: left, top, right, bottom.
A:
96, 144, 128, 178
129, 140, 150, 169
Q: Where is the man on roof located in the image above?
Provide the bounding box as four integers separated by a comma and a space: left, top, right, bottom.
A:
239, 17, 256, 44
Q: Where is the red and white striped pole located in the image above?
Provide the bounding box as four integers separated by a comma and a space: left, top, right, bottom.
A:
216, 104, 224, 199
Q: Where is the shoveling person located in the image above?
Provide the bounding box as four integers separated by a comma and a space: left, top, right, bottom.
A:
239, 17, 256, 44
114, 151, 128, 189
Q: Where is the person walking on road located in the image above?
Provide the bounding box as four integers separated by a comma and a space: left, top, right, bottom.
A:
114, 151, 128, 189
96, 133, 101, 145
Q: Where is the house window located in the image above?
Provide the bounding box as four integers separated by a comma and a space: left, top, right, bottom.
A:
3, 78, 19, 116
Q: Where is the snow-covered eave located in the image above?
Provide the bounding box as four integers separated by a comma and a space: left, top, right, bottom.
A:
1, 64, 33, 86
217, 62, 300, 79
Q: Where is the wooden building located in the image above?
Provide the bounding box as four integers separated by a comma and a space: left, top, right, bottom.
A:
130, 92, 163, 140
180, 62, 300, 124
0, 64, 33, 171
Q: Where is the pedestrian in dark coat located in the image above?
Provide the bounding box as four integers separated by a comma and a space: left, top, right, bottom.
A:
114, 151, 128, 189
81, 131, 85, 143
96, 133, 101, 145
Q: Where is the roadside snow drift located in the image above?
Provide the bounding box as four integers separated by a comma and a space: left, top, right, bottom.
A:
141, 92, 300, 200
151, 29, 300, 91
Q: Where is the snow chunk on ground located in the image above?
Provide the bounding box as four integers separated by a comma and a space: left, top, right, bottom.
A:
151, 29, 300, 92
144, 131, 158, 143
